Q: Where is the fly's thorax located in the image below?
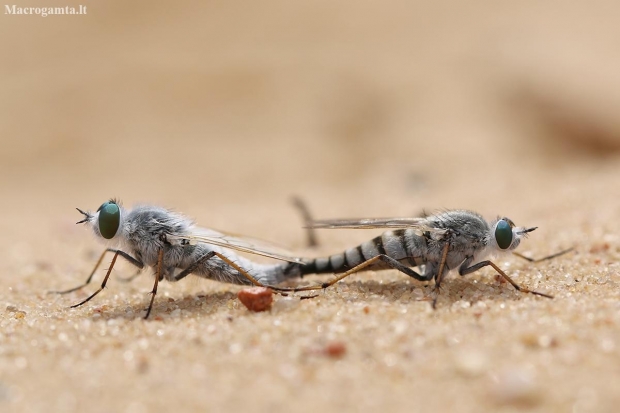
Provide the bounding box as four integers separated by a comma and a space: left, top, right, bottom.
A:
125, 206, 195, 261
427, 210, 490, 245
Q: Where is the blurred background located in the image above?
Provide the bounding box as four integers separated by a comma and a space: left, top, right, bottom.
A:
2, 2, 620, 412
1, 0, 619, 267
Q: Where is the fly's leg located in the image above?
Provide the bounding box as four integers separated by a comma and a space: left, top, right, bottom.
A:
431, 242, 451, 308
174, 251, 219, 282
51, 249, 144, 294
173, 251, 316, 298
270, 254, 433, 293
174, 251, 266, 286
291, 196, 319, 248
459, 257, 553, 299
69, 250, 127, 309
144, 249, 164, 319
512, 247, 574, 263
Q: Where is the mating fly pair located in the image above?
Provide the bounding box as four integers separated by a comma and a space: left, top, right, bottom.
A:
55, 199, 570, 318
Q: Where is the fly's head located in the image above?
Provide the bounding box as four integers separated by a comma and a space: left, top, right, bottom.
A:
76, 199, 124, 241
491, 217, 536, 252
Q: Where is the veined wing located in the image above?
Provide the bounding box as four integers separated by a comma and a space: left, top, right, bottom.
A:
308, 217, 449, 238
308, 217, 428, 229
168, 228, 304, 264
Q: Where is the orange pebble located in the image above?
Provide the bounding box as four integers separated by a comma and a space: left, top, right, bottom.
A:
237, 287, 273, 312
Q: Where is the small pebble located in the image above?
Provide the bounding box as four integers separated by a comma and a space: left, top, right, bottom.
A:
6, 305, 26, 318
237, 287, 273, 312
323, 341, 347, 358
94, 305, 109, 313
521, 333, 558, 348
589, 243, 609, 254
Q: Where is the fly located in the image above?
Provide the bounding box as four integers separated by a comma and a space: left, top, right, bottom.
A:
53, 199, 305, 318
278, 208, 572, 307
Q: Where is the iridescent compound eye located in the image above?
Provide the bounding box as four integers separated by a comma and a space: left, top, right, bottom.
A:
97, 201, 120, 239
495, 219, 513, 250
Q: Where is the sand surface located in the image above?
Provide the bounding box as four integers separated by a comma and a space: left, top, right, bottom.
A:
1, 2, 620, 412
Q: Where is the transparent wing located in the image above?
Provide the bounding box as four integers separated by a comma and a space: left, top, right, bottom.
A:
308, 217, 427, 229
168, 228, 304, 264
308, 217, 448, 238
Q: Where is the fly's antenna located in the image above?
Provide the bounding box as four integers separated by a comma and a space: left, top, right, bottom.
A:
518, 227, 538, 235
76, 208, 91, 224
291, 196, 319, 248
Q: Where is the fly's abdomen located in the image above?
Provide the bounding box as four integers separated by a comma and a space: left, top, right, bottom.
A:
300, 230, 425, 275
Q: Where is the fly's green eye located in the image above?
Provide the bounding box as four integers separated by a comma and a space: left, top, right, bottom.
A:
98, 201, 120, 239
495, 219, 513, 250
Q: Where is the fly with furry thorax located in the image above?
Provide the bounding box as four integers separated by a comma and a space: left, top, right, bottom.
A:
55, 199, 309, 318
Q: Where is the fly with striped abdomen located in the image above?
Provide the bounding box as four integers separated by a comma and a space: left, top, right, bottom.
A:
281, 208, 572, 307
